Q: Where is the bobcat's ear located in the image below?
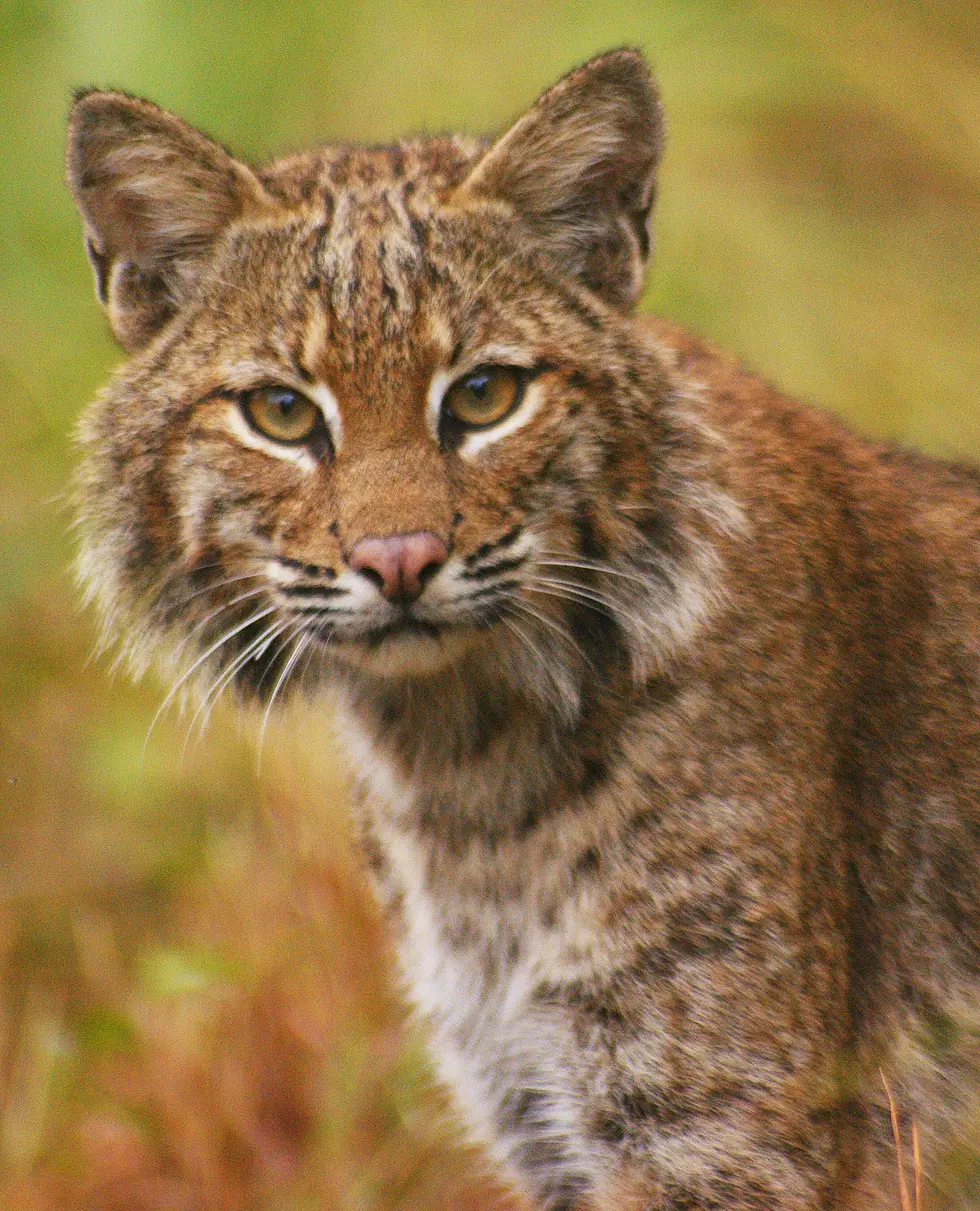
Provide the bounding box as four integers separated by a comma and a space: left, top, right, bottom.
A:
460, 49, 664, 310
66, 91, 270, 351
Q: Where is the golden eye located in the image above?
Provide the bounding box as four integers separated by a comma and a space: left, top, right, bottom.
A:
242, 386, 320, 444
442, 365, 525, 430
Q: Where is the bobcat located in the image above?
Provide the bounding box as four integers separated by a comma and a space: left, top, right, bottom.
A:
67, 48, 980, 1211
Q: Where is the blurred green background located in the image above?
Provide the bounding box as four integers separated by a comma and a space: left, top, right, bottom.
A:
0, 1, 977, 1208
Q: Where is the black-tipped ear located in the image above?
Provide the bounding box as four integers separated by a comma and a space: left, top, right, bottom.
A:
66, 91, 270, 351
460, 49, 664, 309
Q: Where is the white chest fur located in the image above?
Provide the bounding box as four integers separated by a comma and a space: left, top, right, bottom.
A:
385, 826, 607, 1203
338, 716, 611, 1204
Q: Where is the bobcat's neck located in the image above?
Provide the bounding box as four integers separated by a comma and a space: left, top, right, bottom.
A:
333, 619, 644, 852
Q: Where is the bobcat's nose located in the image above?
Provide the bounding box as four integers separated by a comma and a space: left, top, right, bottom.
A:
348, 531, 449, 602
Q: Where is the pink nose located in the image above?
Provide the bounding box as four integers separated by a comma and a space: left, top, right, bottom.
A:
348, 531, 449, 601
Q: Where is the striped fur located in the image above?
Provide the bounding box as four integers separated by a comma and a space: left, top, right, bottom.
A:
69, 50, 980, 1210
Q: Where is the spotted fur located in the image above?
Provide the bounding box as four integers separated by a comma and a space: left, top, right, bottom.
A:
68, 50, 980, 1211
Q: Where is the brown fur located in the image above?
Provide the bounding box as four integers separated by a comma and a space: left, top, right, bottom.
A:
67, 50, 980, 1210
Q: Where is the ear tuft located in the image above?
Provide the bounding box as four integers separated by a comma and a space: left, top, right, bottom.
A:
66, 91, 269, 350
460, 49, 665, 309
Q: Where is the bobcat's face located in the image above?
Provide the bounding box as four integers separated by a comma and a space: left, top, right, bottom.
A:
70, 54, 720, 706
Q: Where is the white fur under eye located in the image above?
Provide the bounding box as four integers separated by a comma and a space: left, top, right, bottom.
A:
306, 382, 343, 450
427, 368, 455, 442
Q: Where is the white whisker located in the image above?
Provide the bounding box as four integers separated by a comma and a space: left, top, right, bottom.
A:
177, 570, 264, 608
528, 575, 665, 651
527, 575, 617, 612
164, 583, 269, 668
470, 249, 523, 303
257, 627, 310, 770
498, 608, 551, 673
506, 594, 593, 674
140, 604, 277, 769
183, 617, 294, 752
536, 554, 652, 588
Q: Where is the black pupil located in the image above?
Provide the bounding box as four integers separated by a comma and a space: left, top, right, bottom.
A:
467, 373, 491, 399
270, 389, 297, 414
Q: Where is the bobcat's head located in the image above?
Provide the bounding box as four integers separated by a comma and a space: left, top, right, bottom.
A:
69, 50, 724, 716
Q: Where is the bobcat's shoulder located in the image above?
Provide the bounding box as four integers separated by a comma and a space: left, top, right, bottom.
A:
67, 50, 980, 1211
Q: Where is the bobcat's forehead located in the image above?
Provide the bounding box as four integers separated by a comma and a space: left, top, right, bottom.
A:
261, 134, 484, 205
197, 182, 534, 395
316, 184, 423, 329
250, 135, 489, 354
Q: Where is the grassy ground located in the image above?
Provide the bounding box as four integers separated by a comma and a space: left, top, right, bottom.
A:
0, 1, 978, 1206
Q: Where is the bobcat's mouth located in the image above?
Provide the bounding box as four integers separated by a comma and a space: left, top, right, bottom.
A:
329, 619, 477, 678
262, 540, 529, 678
361, 616, 446, 647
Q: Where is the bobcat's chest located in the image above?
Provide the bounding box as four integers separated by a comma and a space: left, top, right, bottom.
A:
382, 824, 609, 1207
343, 713, 613, 1206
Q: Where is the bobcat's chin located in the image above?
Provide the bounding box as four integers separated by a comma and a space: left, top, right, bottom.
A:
329, 627, 477, 679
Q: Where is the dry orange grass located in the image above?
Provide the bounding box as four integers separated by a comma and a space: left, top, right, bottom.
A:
881, 1070, 923, 1211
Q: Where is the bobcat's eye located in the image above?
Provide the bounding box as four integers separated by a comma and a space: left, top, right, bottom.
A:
442, 366, 525, 430
242, 387, 320, 444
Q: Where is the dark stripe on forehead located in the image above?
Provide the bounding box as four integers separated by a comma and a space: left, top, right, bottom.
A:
306, 222, 332, 290
317, 182, 426, 331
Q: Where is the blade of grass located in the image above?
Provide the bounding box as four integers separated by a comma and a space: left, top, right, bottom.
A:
881, 1067, 926, 1211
